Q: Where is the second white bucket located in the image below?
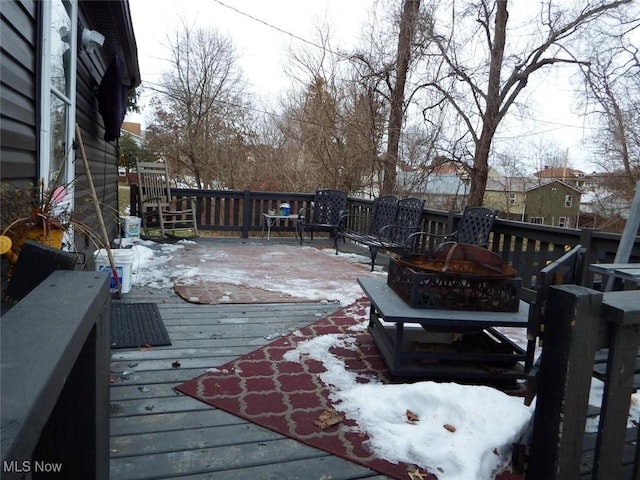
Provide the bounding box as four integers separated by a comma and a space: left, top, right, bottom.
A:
93, 248, 134, 293
121, 216, 141, 238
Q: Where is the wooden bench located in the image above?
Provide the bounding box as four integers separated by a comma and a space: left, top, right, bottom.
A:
335, 195, 425, 270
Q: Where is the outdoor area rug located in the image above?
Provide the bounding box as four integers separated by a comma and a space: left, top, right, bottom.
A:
168, 243, 383, 305
175, 300, 525, 480
174, 282, 301, 304
174, 299, 424, 479
110, 303, 171, 349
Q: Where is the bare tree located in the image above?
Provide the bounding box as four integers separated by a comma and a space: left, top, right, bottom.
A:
578, 20, 640, 195
382, 0, 422, 194
146, 24, 249, 189
416, 0, 632, 206
275, 18, 386, 195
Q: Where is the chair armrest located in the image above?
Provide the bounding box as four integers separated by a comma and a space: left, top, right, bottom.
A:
337, 212, 373, 230
166, 197, 196, 208
378, 224, 421, 248
404, 230, 457, 251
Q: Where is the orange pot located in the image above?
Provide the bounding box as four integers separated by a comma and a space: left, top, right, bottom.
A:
6, 227, 64, 264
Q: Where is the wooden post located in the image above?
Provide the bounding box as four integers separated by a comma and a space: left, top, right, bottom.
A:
593, 291, 640, 479
527, 285, 603, 479
242, 190, 251, 239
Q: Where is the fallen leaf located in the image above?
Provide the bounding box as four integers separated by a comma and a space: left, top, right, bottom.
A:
408, 467, 427, 480
493, 447, 499, 455
172, 360, 181, 368
406, 409, 419, 424
443, 423, 456, 433
314, 409, 343, 429
138, 345, 152, 351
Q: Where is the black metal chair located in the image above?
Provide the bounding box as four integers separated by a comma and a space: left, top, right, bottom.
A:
406, 206, 498, 254
376, 197, 426, 254
298, 189, 347, 245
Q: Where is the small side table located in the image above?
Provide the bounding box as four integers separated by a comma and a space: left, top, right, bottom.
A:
261, 213, 299, 240
589, 263, 640, 288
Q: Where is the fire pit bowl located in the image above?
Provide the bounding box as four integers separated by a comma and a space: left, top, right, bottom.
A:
387, 244, 521, 312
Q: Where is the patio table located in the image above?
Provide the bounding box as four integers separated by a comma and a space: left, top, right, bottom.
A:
589, 263, 640, 287
358, 277, 530, 381
261, 213, 299, 240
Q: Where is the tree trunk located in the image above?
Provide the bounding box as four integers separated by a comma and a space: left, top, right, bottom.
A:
382, 0, 421, 195
467, 0, 508, 206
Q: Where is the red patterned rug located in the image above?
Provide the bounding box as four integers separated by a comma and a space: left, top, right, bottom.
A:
175, 300, 523, 480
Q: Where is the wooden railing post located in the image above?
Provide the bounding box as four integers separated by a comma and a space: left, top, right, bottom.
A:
241, 190, 251, 238
528, 285, 603, 479
593, 291, 640, 479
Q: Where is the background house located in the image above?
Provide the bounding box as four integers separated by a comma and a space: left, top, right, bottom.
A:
484, 177, 532, 221
522, 180, 582, 228
534, 166, 587, 189
1, 0, 140, 261
397, 163, 469, 211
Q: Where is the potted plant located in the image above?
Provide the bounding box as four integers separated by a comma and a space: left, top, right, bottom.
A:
0, 171, 106, 266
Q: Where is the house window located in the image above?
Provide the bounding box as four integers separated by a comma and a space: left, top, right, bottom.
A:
40, 0, 78, 193
558, 216, 568, 228
564, 194, 573, 207
508, 193, 516, 205
530, 217, 544, 224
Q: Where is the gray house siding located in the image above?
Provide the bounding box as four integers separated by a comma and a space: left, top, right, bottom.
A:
0, 0, 38, 181
1, 0, 140, 256
75, 5, 119, 244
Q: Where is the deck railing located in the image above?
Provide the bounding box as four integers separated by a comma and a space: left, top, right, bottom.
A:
134, 185, 640, 476
526, 286, 640, 479
130, 186, 640, 290
1, 271, 111, 479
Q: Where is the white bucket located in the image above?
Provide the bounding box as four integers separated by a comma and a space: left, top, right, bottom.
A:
121, 216, 141, 238
93, 248, 134, 293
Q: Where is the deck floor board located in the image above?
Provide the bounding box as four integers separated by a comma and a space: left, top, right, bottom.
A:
110, 276, 385, 479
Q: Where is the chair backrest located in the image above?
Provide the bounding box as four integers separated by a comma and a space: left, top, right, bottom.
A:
456, 206, 498, 246
396, 197, 425, 228
4, 240, 77, 304
311, 189, 347, 225
137, 161, 173, 206
523, 244, 585, 378
534, 244, 585, 327
386, 197, 425, 245
368, 195, 399, 235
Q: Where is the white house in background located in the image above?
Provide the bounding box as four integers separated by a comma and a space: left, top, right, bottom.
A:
396, 163, 469, 211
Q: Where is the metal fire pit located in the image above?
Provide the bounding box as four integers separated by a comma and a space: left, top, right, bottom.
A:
387, 245, 521, 312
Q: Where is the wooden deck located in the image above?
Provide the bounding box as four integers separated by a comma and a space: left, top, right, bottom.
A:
109, 249, 392, 479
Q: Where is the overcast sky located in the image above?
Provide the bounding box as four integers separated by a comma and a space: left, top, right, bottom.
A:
127, 0, 598, 171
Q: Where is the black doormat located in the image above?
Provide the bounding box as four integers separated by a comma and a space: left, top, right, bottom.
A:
110, 303, 171, 349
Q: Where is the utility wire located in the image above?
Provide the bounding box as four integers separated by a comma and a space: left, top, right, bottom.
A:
210, 0, 350, 59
